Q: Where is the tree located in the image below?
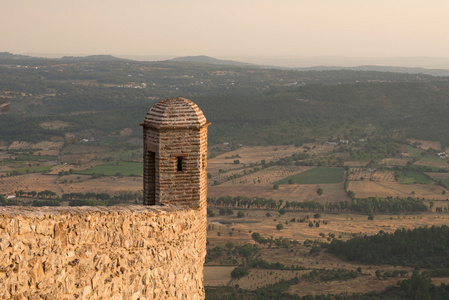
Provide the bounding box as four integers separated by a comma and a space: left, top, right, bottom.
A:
207, 207, 215, 217
237, 211, 245, 218
233, 160, 240, 164
219, 208, 226, 215
288, 179, 294, 184
279, 208, 286, 215
276, 223, 284, 231
347, 190, 355, 199
226, 241, 235, 249
273, 184, 279, 190
231, 266, 248, 279
317, 188, 323, 195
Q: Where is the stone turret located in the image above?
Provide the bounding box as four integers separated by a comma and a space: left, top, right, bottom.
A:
141, 97, 210, 256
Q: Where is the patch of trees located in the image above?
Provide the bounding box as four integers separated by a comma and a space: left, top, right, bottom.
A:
327, 225, 449, 269
302, 268, 359, 283
251, 232, 300, 248
350, 196, 428, 213
209, 195, 427, 215
208, 196, 279, 209
31, 200, 60, 207
0, 195, 19, 206
219, 207, 234, 215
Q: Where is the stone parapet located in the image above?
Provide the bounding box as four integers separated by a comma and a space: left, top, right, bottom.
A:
0, 205, 205, 300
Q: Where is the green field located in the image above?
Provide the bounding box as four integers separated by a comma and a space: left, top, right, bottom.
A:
17, 155, 58, 161
398, 170, 433, 184
1, 165, 53, 175
422, 156, 448, 163
274, 167, 344, 185
406, 145, 424, 158
78, 161, 143, 176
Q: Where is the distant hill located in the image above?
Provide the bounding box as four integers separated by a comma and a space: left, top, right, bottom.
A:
294, 65, 449, 77
171, 55, 449, 76
171, 55, 252, 66
61, 55, 128, 62
0, 52, 36, 60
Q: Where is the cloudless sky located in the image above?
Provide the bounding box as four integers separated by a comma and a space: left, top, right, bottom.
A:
2, 0, 449, 63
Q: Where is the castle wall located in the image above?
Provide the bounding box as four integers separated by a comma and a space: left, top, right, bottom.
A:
0, 205, 205, 300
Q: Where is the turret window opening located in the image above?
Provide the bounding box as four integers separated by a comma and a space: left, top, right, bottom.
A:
177, 157, 183, 172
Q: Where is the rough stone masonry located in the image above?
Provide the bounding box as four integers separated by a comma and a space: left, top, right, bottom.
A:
0, 98, 209, 299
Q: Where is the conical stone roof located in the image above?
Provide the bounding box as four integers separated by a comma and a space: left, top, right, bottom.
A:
144, 97, 207, 129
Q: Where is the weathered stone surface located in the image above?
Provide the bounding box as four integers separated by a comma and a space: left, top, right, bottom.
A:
0, 205, 205, 299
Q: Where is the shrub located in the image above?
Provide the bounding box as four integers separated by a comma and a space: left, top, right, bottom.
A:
231, 266, 248, 279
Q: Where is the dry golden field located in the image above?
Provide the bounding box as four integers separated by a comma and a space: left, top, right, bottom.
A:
426, 172, 449, 180
348, 181, 447, 200
343, 161, 368, 167
208, 144, 334, 174
0, 172, 142, 196
58, 176, 142, 194
414, 159, 449, 169
0, 173, 62, 194
204, 266, 236, 286
379, 157, 410, 166
348, 168, 395, 182
209, 182, 349, 203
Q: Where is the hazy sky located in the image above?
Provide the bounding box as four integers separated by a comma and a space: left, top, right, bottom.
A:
2, 0, 449, 62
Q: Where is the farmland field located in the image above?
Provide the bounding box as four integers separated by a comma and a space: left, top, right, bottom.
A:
77, 162, 143, 176
208, 144, 335, 174
348, 168, 395, 182
58, 176, 142, 194
0, 173, 62, 194
348, 180, 447, 200
274, 167, 344, 185
16, 154, 58, 161
397, 169, 433, 184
